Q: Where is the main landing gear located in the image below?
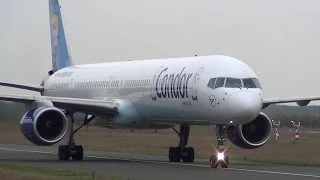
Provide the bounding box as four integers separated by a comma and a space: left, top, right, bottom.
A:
58, 114, 95, 161
169, 125, 194, 163
210, 125, 229, 168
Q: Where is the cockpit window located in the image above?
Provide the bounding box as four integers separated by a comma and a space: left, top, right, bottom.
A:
208, 77, 261, 89
243, 78, 256, 88
215, 77, 225, 88
207, 78, 216, 89
253, 78, 262, 89
225, 78, 242, 88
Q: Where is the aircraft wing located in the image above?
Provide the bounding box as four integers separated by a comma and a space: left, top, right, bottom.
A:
263, 97, 320, 109
0, 94, 118, 117
0, 81, 44, 93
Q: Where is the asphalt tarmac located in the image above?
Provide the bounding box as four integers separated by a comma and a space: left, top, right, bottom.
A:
0, 143, 319, 180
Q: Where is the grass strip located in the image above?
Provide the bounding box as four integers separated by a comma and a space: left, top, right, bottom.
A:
0, 163, 125, 180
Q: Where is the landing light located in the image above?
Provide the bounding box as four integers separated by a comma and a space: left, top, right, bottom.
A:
217, 152, 225, 160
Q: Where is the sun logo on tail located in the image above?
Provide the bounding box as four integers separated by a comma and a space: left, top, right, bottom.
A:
51, 14, 59, 49
51, 14, 59, 69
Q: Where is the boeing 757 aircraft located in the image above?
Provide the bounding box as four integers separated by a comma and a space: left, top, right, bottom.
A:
1, 0, 320, 168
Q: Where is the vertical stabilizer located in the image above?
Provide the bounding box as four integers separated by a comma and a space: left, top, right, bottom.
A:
49, 0, 73, 72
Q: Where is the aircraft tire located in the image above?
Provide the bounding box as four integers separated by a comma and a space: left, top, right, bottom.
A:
58, 145, 70, 160
169, 147, 181, 162
210, 154, 218, 168
221, 155, 229, 168
182, 147, 194, 162
71, 145, 83, 160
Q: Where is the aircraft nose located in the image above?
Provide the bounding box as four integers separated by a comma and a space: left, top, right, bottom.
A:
227, 91, 262, 124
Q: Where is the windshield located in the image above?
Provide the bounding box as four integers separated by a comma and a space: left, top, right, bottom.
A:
207, 78, 216, 89
215, 78, 225, 88
207, 77, 262, 89
243, 78, 256, 88
225, 78, 242, 88
253, 78, 262, 89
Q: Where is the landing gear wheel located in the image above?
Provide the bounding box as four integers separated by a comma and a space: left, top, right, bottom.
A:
210, 155, 218, 168
58, 145, 70, 160
71, 145, 83, 161
169, 147, 181, 162
169, 125, 195, 163
57, 114, 95, 161
173, 147, 182, 162
210, 154, 229, 168
182, 147, 194, 162
221, 155, 229, 168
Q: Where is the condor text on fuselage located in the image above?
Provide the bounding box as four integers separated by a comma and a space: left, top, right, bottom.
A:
153, 67, 193, 100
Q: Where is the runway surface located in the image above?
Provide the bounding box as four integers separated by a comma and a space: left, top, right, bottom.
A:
0, 143, 319, 180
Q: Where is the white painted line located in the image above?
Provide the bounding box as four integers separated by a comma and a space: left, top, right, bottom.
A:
227, 168, 320, 178
85, 154, 209, 168
0, 147, 54, 155
0, 147, 319, 178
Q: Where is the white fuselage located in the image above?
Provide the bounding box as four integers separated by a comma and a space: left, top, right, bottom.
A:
43, 55, 263, 128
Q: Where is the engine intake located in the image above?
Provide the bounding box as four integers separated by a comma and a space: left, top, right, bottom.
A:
20, 106, 68, 146
227, 112, 272, 149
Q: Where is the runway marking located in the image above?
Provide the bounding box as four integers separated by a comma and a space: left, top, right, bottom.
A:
85, 154, 210, 168
0, 147, 54, 155
227, 168, 320, 178
0, 148, 56, 154
0, 147, 320, 178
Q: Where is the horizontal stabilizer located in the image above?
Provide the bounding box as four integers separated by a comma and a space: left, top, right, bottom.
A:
0, 82, 44, 93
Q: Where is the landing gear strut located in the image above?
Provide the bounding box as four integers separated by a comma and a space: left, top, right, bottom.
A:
210, 125, 229, 168
169, 125, 194, 163
58, 114, 95, 161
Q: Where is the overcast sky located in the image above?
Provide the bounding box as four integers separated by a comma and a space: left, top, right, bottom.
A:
1, 0, 320, 102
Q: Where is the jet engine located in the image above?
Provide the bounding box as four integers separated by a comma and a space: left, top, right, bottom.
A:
227, 112, 272, 149
20, 106, 68, 146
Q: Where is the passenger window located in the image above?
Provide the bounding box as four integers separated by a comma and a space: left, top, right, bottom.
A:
207, 78, 216, 89
215, 78, 225, 88
253, 78, 262, 89
243, 78, 256, 88
225, 78, 242, 88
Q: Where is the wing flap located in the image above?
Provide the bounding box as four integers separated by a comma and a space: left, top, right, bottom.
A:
0, 94, 118, 117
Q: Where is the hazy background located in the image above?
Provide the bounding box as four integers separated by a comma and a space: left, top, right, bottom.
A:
0, 0, 319, 102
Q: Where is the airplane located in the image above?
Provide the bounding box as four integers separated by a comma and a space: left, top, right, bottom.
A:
1, 0, 320, 168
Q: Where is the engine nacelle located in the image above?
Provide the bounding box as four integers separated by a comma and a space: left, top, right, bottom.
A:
20, 106, 68, 146
227, 112, 272, 149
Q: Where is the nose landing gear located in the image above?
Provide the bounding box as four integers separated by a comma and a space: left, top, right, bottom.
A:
209, 125, 229, 168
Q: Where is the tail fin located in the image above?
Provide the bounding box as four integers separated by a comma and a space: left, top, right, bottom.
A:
49, 0, 73, 72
